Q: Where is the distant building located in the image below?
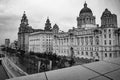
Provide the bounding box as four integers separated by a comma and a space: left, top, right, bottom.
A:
53, 2, 120, 60
5, 39, 10, 47
18, 11, 43, 52
28, 18, 59, 53
10, 40, 18, 49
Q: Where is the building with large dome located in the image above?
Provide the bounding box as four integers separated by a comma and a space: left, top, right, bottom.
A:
77, 2, 96, 29
20, 2, 120, 60
53, 2, 120, 60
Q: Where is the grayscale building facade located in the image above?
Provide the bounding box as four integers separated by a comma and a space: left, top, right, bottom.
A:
53, 2, 120, 60
18, 11, 43, 52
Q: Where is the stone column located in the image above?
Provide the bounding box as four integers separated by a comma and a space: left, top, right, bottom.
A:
38, 61, 41, 73
49, 60, 52, 70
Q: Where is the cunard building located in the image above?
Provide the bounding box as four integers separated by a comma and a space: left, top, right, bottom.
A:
53, 2, 120, 60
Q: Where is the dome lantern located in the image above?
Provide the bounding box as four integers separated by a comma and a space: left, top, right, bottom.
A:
84, 1, 87, 8
79, 2, 93, 16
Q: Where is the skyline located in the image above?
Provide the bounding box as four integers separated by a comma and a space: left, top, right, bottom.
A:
0, 0, 120, 45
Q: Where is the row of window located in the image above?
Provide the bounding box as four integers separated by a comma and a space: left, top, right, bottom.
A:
105, 53, 112, 58
30, 39, 52, 42
79, 52, 113, 58
79, 18, 94, 24
55, 39, 95, 45
104, 40, 112, 45
54, 46, 99, 51
104, 29, 111, 33
29, 47, 52, 52
79, 52, 94, 57
104, 34, 111, 38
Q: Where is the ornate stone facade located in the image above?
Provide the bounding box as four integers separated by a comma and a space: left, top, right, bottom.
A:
18, 11, 43, 52
77, 2, 96, 28
28, 18, 59, 53
18, 3, 120, 60
53, 2, 120, 60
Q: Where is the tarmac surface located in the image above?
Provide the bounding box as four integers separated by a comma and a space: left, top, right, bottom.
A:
0, 64, 9, 80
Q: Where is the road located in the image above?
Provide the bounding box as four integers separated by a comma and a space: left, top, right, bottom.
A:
0, 49, 9, 80
0, 64, 9, 80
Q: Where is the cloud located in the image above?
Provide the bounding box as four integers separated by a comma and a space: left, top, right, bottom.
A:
0, 12, 19, 44
0, 0, 120, 45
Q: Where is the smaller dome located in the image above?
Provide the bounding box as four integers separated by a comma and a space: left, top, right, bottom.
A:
80, 2, 93, 15
53, 24, 59, 29
102, 8, 111, 17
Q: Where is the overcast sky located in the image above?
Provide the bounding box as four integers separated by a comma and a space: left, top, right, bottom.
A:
0, 0, 120, 45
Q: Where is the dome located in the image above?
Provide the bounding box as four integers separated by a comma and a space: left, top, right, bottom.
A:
102, 8, 111, 17
53, 24, 59, 29
79, 2, 93, 15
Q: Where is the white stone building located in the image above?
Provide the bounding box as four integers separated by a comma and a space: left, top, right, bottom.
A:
53, 2, 120, 60
28, 18, 59, 53
29, 31, 53, 53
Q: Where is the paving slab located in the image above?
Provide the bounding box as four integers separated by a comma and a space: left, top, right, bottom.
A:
104, 58, 120, 66
89, 76, 111, 80
105, 69, 120, 80
46, 65, 99, 80
83, 61, 120, 74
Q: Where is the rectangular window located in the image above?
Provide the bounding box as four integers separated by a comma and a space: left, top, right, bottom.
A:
109, 47, 112, 51
90, 52, 93, 57
86, 52, 88, 55
77, 38, 80, 45
109, 29, 111, 33
71, 38, 74, 42
104, 40, 106, 45
104, 34, 106, 38
105, 53, 107, 57
105, 48, 107, 51
109, 53, 112, 57
109, 40, 111, 45
104, 29, 106, 33
82, 52, 84, 55
109, 34, 111, 38
81, 37, 84, 45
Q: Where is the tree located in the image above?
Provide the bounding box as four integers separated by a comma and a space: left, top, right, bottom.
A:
69, 58, 75, 66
